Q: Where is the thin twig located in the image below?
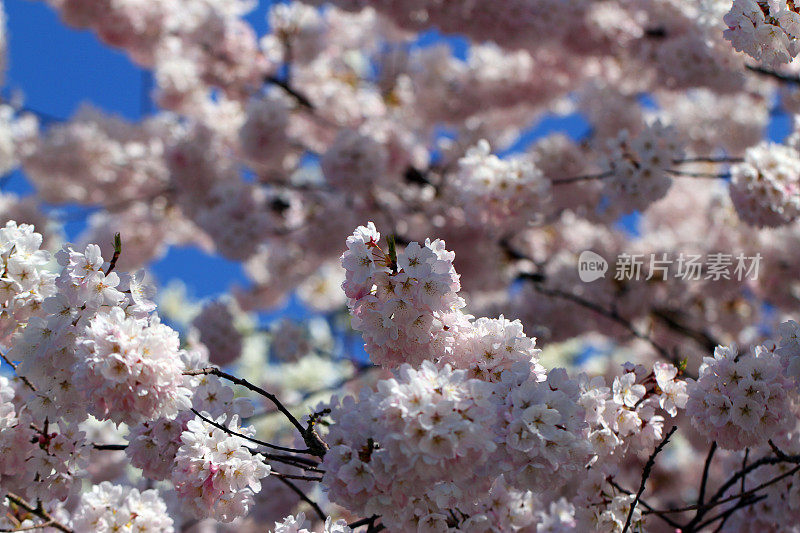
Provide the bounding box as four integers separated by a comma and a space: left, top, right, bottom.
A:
666, 169, 730, 179
746, 64, 800, 84
184, 367, 319, 444
693, 494, 767, 531
276, 476, 326, 523
92, 443, 127, 451
245, 363, 375, 422
189, 368, 329, 457
265, 75, 314, 109
698, 441, 718, 506
673, 156, 744, 164
0, 521, 59, 532
529, 282, 685, 371
609, 480, 684, 529
551, 170, 612, 185
621, 425, 678, 533
0, 351, 37, 392
271, 471, 323, 482
190, 408, 312, 455
105, 233, 121, 275
4, 494, 72, 533
348, 516, 380, 529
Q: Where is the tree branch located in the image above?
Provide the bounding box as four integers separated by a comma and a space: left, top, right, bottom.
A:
276, 476, 326, 523
621, 425, 677, 533
4, 494, 72, 533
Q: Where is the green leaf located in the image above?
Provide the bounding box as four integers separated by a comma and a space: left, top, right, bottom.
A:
387, 234, 397, 272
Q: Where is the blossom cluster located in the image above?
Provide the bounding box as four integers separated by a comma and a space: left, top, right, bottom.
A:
581, 361, 688, 460
272, 512, 352, 533
603, 120, 684, 212
495, 367, 591, 493
172, 413, 271, 522
0, 221, 55, 343
341, 222, 465, 368
126, 352, 253, 480
724, 0, 800, 65
11, 240, 190, 424
687, 342, 795, 450
72, 481, 174, 532
730, 141, 800, 227
321, 361, 498, 529
452, 139, 550, 231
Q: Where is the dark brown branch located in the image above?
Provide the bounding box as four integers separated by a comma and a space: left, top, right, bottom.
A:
348, 516, 380, 529
746, 64, 800, 84
92, 443, 127, 451
0, 351, 37, 392
190, 408, 311, 455
666, 169, 730, 179
184, 367, 328, 457
673, 156, 744, 164
4, 494, 72, 533
551, 170, 611, 185
652, 308, 720, 353
271, 471, 323, 482
265, 75, 314, 109
698, 441, 718, 506
621, 425, 677, 533
529, 282, 685, 371
276, 476, 326, 523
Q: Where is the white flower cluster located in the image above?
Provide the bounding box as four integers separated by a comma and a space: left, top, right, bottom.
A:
496, 367, 591, 492
536, 498, 577, 532
0, 376, 90, 504
604, 121, 684, 212
574, 471, 644, 533
172, 413, 270, 522
453, 139, 550, 230
320, 129, 387, 189
238, 95, 290, 167
271, 512, 352, 533
581, 362, 687, 460
72, 481, 174, 532
0, 105, 37, 178
75, 306, 191, 425
191, 299, 244, 366
0, 377, 18, 499
441, 315, 546, 383
321, 361, 497, 528
12, 241, 174, 423
724, 0, 800, 66
0, 221, 55, 343
341, 222, 465, 367
22, 107, 169, 205
729, 141, 800, 227
687, 343, 795, 450
777, 319, 800, 382
127, 356, 253, 480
